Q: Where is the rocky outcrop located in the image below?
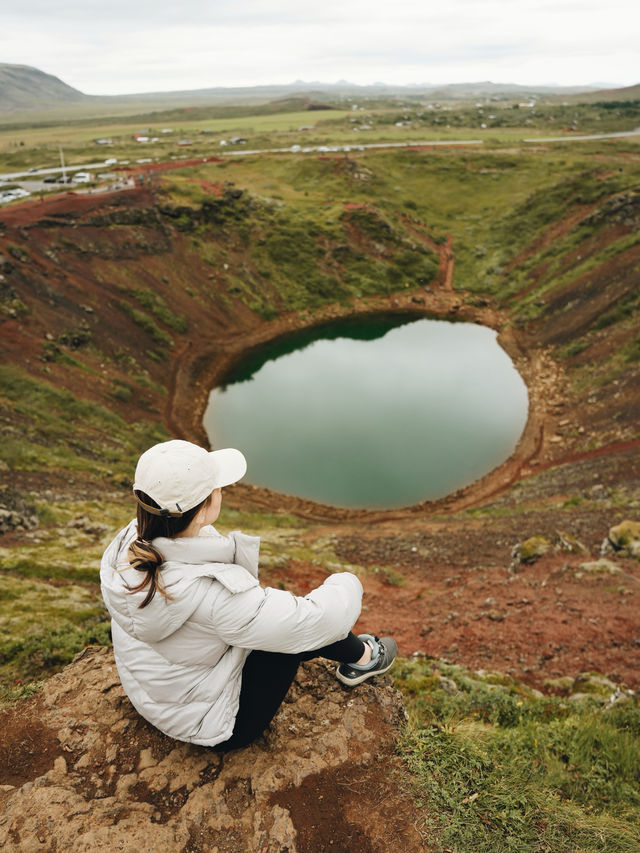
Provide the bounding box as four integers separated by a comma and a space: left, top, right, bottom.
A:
545, 670, 636, 705
509, 535, 551, 572
509, 530, 591, 574
0, 647, 418, 853
0, 486, 38, 534
582, 189, 640, 229
605, 520, 640, 559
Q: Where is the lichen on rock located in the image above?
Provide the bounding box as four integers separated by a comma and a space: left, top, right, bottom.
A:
509, 535, 551, 572
607, 520, 640, 559
0, 488, 38, 535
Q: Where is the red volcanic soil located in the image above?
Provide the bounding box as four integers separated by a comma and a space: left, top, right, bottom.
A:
265, 499, 640, 693
352, 551, 639, 693
120, 156, 224, 174
0, 184, 155, 225
185, 178, 225, 195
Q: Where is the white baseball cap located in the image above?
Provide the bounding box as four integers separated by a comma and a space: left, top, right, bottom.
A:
133, 439, 247, 516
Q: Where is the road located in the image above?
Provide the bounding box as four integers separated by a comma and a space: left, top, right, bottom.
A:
217, 138, 484, 157
2, 126, 638, 190
0, 141, 487, 182
523, 128, 640, 143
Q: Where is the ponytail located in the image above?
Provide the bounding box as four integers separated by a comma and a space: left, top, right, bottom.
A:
127, 490, 211, 608
127, 537, 168, 608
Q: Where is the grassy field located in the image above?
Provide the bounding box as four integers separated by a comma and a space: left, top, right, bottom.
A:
1, 95, 637, 174
170, 141, 639, 309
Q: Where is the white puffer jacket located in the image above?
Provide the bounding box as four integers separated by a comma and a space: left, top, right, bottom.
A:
100, 521, 363, 747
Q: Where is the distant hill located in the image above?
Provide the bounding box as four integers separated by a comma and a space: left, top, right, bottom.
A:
572, 82, 640, 102
0, 62, 636, 120
408, 80, 596, 99
101, 78, 599, 105
0, 64, 88, 112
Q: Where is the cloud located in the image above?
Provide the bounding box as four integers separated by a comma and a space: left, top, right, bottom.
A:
1, 0, 637, 93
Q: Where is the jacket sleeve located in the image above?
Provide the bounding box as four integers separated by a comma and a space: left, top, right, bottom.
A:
210, 572, 363, 654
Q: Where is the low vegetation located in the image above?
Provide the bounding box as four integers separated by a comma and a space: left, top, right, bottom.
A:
395, 657, 640, 852
0, 365, 167, 480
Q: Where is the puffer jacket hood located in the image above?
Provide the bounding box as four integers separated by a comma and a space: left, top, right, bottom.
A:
100, 520, 260, 644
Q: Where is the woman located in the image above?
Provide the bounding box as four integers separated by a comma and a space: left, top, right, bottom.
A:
100, 439, 397, 749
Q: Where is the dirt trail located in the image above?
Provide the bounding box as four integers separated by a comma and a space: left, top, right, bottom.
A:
401, 215, 455, 291
442, 235, 454, 290
523, 436, 640, 476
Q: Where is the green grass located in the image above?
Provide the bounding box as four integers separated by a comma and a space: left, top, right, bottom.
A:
121, 289, 188, 332
0, 494, 132, 700
198, 149, 570, 306
395, 658, 640, 852
0, 619, 111, 695
154, 175, 442, 315
0, 364, 168, 479
118, 301, 174, 346
0, 568, 112, 698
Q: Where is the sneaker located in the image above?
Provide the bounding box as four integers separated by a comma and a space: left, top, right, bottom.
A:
336, 634, 398, 686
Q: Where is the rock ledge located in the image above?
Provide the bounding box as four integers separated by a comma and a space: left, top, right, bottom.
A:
0, 647, 418, 852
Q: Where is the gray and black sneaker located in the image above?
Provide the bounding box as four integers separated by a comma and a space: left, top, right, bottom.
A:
336, 634, 398, 686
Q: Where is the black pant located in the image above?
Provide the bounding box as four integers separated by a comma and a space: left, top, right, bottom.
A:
215, 632, 365, 751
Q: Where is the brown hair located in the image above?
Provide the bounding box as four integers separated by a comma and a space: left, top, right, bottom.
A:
127, 490, 211, 608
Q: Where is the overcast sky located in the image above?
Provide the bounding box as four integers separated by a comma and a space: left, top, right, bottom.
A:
2, 0, 637, 95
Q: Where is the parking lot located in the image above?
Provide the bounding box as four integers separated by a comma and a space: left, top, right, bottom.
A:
0, 174, 135, 204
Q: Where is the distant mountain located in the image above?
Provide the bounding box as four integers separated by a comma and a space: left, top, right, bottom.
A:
0, 62, 636, 119
109, 79, 598, 103
0, 64, 88, 112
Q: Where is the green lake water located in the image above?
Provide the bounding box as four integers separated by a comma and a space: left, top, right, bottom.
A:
203, 316, 529, 509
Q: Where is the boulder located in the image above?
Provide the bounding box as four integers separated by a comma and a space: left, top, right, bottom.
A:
509, 535, 551, 572
571, 672, 618, 699
543, 676, 574, 696
0, 489, 38, 535
555, 531, 588, 554
607, 520, 640, 559
0, 647, 418, 853
547, 672, 634, 705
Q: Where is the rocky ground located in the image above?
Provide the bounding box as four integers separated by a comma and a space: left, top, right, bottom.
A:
254, 487, 640, 695
0, 647, 417, 853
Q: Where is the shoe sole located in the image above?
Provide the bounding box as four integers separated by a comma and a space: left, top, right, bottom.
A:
336, 657, 396, 686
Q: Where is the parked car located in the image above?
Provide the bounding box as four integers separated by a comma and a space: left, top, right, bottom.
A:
43, 176, 59, 183
0, 188, 30, 204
